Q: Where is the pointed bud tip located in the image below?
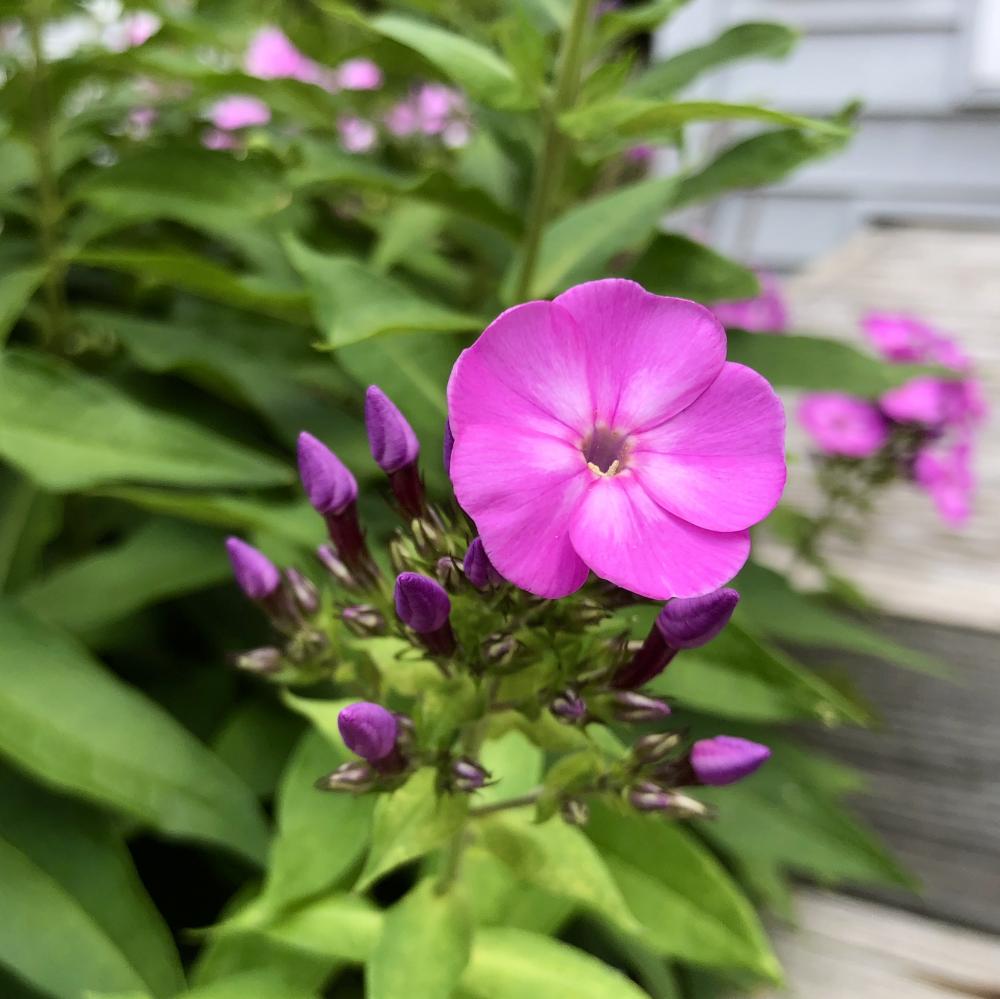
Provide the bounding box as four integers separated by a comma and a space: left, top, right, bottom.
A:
656, 588, 740, 650
297, 431, 358, 516
338, 702, 398, 762
691, 736, 770, 786
225, 537, 281, 600
394, 571, 451, 633
365, 385, 420, 474
464, 537, 503, 589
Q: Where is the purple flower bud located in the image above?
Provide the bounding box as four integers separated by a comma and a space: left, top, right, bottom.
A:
338, 702, 399, 762
452, 757, 490, 792
342, 604, 386, 636
365, 385, 420, 474
630, 785, 709, 817
316, 544, 356, 588
315, 760, 375, 793
436, 556, 462, 590
394, 572, 451, 633
464, 537, 503, 589
613, 691, 672, 723
690, 736, 771, 786
632, 731, 682, 765
550, 690, 587, 724
656, 589, 740, 650
297, 431, 358, 516
483, 633, 518, 666
234, 646, 283, 674
225, 537, 281, 600
443, 419, 455, 476
285, 568, 319, 615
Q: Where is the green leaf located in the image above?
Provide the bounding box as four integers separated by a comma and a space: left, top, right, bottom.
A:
212, 699, 303, 799
172, 970, 317, 999
0, 767, 184, 997
17, 519, 229, 637
737, 563, 946, 675
0, 834, 153, 999
262, 894, 383, 965
479, 813, 642, 936
356, 768, 468, 890
727, 330, 951, 394
629, 233, 759, 303
631, 23, 797, 99
371, 202, 447, 274
596, 0, 689, 47
0, 602, 269, 864
462, 927, 650, 999
370, 14, 524, 107
367, 878, 472, 999
0, 263, 45, 345
284, 240, 482, 349
585, 804, 780, 980
560, 99, 846, 142
0, 350, 291, 491
0, 468, 62, 593
477, 729, 543, 804
652, 622, 873, 725
507, 176, 678, 299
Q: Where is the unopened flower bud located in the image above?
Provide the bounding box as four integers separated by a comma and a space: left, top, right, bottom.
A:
366, 386, 424, 518
389, 537, 411, 574
411, 516, 443, 554
315, 760, 375, 793
394, 572, 455, 655
483, 632, 518, 667
342, 604, 386, 636
690, 736, 770, 786
550, 690, 587, 724
443, 419, 455, 476
613, 691, 672, 723
338, 702, 399, 763
561, 798, 590, 826
464, 537, 503, 589
225, 537, 281, 601
234, 646, 283, 674
452, 757, 490, 792
316, 544, 358, 588
656, 589, 740, 650
629, 785, 709, 817
435, 556, 462, 590
285, 567, 319, 615
632, 731, 682, 765
297, 431, 358, 516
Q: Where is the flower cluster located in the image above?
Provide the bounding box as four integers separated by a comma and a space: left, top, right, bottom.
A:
711, 271, 789, 334
224, 280, 780, 824
798, 312, 986, 526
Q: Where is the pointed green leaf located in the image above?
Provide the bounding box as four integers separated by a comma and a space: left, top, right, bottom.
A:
629, 233, 759, 303
0, 263, 45, 345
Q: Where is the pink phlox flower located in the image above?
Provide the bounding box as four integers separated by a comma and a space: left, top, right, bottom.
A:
625, 144, 655, 165
862, 311, 938, 363
336, 57, 383, 91
338, 115, 377, 154
711, 272, 788, 334
446, 279, 787, 600
384, 100, 420, 137
209, 95, 271, 131
127, 106, 157, 139
914, 438, 974, 527
202, 128, 241, 151
798, 393, 889, 458
245, 27, 334, 88
415, 83, 465, 134
385, 84, 471, 145
105, 11, 161, 52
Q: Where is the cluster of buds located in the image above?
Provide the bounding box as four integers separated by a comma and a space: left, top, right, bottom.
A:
225, 383, 771, 822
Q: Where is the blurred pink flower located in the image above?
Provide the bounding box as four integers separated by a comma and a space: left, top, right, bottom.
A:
447, 279, 786, 600
625, 144, 655, 165
862, 311, 938, 362
338, 115, 377, 153
798, 393, 888, 458
385, 84, 471, 144
106, 11, 161, 52
712, 272, 788, 333
914, 439, 973, 527
880, 376, 959, 427
415, 83, 464, 134
127, 106, 157, 139
209, 95, 271, 131
202, 128, 240, 151
336, 58, 383, 91
245, 26, 333, 88
384, 100, 420, 137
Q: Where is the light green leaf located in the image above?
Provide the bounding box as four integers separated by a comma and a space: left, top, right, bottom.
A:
0, 836, 149, 999
631, 22, 797, 99
477, 729, 543, 804
0, 767, 184, 997
586, 804, 780, 980
357, 768, 468, 890
462, 927, 650, 999
371, 202, 446, 273
629, 233, 759, 303
560, 98, 846, 142
284, 240, 481, 349
262, 894, 382, 965
0, 263, 45, 345
18, 519, 229, 637
479, 813, 642, 936
367, 878, 472, 999
175, 970, 317, 999
0, 351, 291, 491
507, 177, 678, 299
212, 699, 303, 799
370, 14, 524, 107
0, 602, 269, 864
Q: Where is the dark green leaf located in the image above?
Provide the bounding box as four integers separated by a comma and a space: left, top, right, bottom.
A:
596, 0, 689, 47
0, 469, 61, 593
0, 264, 45, 344
0, 351, 291, 490
0, 602, 269, 863
629, 233, 759, 303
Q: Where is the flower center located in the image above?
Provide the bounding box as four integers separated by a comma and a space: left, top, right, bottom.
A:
582, 426, 629, 476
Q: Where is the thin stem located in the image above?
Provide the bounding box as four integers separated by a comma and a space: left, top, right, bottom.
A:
514, 0, 595, 301
469, 789, 543, 818
25, 0, 68, 346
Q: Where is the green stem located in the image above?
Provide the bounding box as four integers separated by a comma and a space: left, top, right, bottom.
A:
469, 788, 543, 818
514, 0, 595, 302
25, 0, 68, 346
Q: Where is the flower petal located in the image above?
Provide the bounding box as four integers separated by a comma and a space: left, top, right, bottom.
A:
450, 423, 590, 598
569, 475, 749, 600
631, 363, 786, 532
447, 300, 592, 440
554, 279, 726, 433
